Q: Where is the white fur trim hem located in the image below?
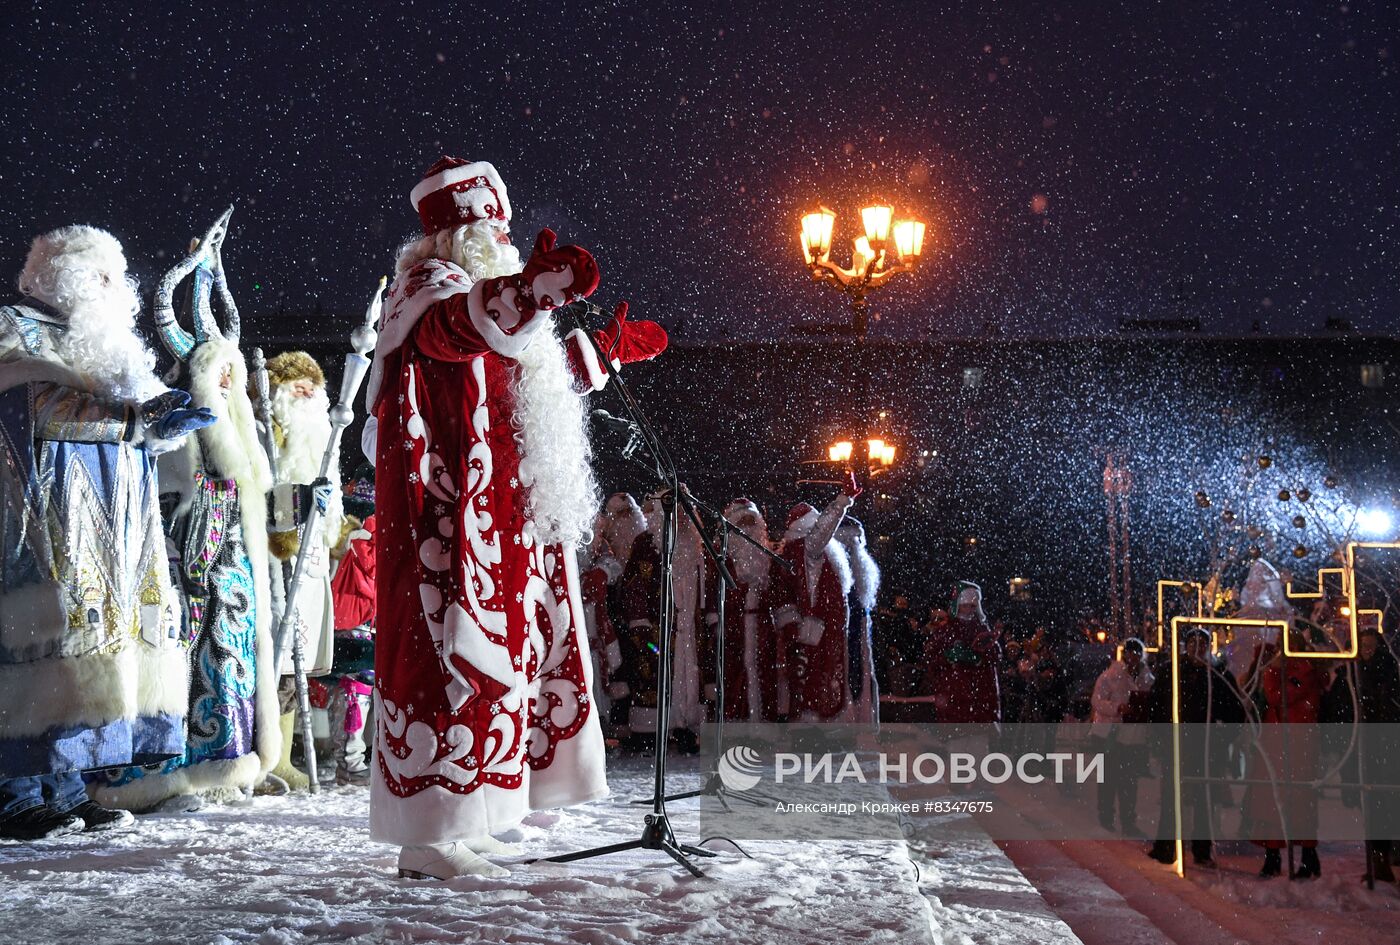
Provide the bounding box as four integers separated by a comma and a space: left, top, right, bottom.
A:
92, 752, 263, 812
0, 644, 188, 739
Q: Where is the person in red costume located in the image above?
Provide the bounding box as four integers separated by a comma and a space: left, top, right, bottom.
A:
365, 157, 667, 879
706, 499, 784, 722
1243, 635, 1328, 880
773, 475, 861, 722
923, 582, 1002, 724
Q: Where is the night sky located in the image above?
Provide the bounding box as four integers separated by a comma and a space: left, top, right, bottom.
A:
1, 1, 1395, 340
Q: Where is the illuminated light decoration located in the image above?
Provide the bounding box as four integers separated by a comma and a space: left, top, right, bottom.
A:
892, 219, 927, 263
1168, 615, 1291, 878
1292, 544, 1308, 558
1277, 489, 1291, 502
1257, 455, 1272, 469
1333, 540, 1400, 655
1297, 488, 1311, 503
800, 208, 836, 264
828, 439, 854, 463
1285, 566, 1344, 600
860, 204, 894, 249
1118, 579, 1205, 660
1094, 629, 1108, 643
878, 443, 897, 465
1221, 509, 1235, 523
867, 438, 886, 457
1194, 491, 1211, 509
1292, 515, 1307, 529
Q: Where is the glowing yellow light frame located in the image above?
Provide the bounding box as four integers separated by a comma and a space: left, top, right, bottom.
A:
1276, 541, 1398, 658
1168, 616, 1290, 877
1117, 580, 1205, 660
1342, 541, 1399, 646
1160, 542, 1396, 877
1284, 566, 1345, 600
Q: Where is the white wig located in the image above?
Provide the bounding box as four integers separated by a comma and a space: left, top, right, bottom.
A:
18, 225, 162, 401
19, 225, 127, 309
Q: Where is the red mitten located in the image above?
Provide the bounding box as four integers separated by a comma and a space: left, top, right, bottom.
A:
520, 227, 600, 309
470, 229, 600, 336
594, 302, 669, 364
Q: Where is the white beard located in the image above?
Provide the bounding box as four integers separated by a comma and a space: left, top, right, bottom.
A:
53, 276, 164, 401
270, 384, 342, 539
729, 520, 772, 587
271, 385, 332, 483
837, 533, 880, 611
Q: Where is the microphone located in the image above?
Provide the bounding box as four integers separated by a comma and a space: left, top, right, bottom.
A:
592, 409, 638, 433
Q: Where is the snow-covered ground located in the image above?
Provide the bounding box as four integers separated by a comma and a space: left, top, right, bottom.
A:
0, 758, 939, 945
3, 756, 1396, 944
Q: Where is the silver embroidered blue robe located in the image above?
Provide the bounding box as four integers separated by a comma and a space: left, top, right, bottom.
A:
0, 303, 188, 778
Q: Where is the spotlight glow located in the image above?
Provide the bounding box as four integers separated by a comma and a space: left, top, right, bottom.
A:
1359, 508, 1394, 538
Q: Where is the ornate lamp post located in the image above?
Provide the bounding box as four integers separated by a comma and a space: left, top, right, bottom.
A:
799, 203, 925, 338
800, 201, 923, 487
827, 437, 897, 474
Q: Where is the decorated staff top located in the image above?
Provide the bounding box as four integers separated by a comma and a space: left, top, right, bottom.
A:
154, 206, 238, 361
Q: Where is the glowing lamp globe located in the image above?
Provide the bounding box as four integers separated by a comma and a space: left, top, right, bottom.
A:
800, 208, 836, 264
860, 204, 894, 249
892, 220, 926, 263
828, 440, 854, 463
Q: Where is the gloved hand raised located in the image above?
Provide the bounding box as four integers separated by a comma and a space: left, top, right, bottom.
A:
470, 228, 600, 335
594, 302, 668, 365
129, 390, 217, 452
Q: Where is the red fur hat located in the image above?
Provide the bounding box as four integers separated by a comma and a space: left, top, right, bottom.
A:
410, 157, 511, 236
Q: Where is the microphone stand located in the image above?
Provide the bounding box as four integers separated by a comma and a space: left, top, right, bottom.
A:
631, 493, 789, 810
537, 302, 725, 877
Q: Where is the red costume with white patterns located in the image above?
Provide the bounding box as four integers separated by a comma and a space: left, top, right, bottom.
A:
773, 494, 854, 721
366, 158, 666, 854
708, 499, 784, 721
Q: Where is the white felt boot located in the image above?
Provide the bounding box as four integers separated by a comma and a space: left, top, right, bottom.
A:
397, 841, 510, 879
468, 835, 523, 856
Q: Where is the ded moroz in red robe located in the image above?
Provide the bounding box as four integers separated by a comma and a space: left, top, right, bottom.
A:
774, 494, 854, 721
367, 254, 615, 846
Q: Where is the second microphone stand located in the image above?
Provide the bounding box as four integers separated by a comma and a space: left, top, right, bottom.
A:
631, 494, 790, 810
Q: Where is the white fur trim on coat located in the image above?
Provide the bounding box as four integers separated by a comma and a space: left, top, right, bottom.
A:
0, 643, 187, 740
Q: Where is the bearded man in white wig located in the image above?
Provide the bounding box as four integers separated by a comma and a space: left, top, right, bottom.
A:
835, 515, 881, 724
708, 498, 784, 721
95, 218, 281, 812
0, 226, 213, 840
258, 348, 352, 789
773, 482, 859, 721
1228, 559, 1294, 692
366, 157, 667, 878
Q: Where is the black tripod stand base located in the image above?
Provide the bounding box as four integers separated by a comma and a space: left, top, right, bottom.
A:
633, 771, 773, 808
534, 814, 713, 877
